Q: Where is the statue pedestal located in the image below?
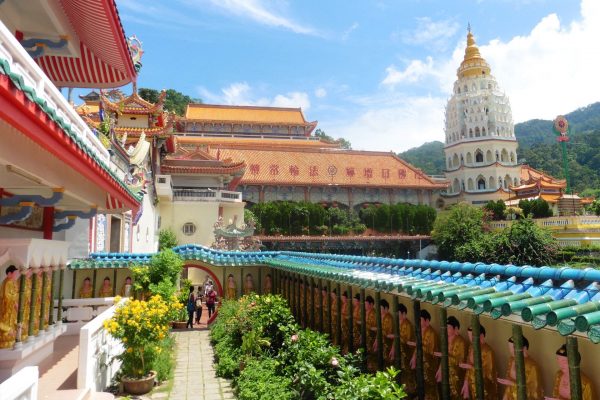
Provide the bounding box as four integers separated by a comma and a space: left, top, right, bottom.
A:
0, 323, 66, 382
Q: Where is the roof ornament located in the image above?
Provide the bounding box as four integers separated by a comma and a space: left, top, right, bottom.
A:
127, 35, 144, 73
467, 22, 471, 34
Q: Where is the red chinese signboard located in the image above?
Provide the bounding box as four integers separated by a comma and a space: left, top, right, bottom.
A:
346, 167, 355, 177
309, 166, 319, 176
269, 164, 279, 175
289, 165, 299, 176
381, 169, 390, 179
364, 168, 373, 179
398, 169, 407, 179
250, 164, 260, 175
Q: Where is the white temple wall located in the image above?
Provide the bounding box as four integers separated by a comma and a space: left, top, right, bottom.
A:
0, 226, 43, 239
131, 194, 158, 253
117, 114, 148, 129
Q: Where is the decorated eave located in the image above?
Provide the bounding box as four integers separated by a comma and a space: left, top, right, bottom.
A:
161, 145, 246, 176
4, 0, 138, 88
70, 244, 600, 342
102, 90, 166, 115
0, 51, 142, 214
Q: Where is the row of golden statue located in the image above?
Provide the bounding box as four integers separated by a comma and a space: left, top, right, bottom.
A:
0, 265, 57, 349
270, 274, 597, 400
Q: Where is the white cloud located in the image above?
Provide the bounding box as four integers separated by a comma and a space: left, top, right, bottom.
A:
198, 82, 311, 110
381, 57, 436, 86
328, 0, 600, 152
315, 87, 327, 98
400, 17, 460, 50
204, 0, 317, 35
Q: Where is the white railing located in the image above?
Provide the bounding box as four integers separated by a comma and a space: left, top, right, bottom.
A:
0, 366, 38, 400
0, 21, 109, 164
54, 298, 115, 335
173, 188, 242, 202
77, 299, 124, 394
490, 216, 600, 231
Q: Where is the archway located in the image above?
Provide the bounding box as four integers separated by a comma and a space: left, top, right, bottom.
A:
185, 264, 224, 325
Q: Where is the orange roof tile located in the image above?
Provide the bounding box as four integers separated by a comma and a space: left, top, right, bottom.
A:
205, 147, 446, 188
175, 136, 339, 149
185, 104, 311, 125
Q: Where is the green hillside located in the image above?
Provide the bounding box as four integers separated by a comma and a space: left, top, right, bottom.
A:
399, 141, 445, 175
399, 102, 600, 196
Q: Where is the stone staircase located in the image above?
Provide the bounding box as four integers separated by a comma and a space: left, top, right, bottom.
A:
37, 335, 114, 400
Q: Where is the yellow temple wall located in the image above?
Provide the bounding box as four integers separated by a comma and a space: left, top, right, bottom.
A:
158, 201, 220, 247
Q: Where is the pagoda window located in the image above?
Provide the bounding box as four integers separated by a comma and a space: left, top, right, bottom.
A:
489, 176, 496, 189
452, 153, 459, 167
447, 157, 452, 169
501, 149, 508, 162
466, 152, 473, 164
482, 127, 486, 136
467, 178, 474, 191
510, 152, 515, 163
475, 150, 483, 163
453, 179, 460, 193
486, 150, 493, 162
498, 177, 503, 188
475, 127, 480, 137
477, 177, 486, 190
505, 175, 511, 189
469, 128, 473, 138
463, 85, 468, 92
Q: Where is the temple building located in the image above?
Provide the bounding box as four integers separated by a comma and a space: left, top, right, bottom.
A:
443, 29, 521, 205
177, 104, 448, 211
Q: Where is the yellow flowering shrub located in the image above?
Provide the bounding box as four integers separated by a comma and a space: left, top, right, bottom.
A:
104, 295, 176, 378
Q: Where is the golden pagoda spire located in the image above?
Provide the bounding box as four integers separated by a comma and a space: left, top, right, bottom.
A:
457, 26, 491, 79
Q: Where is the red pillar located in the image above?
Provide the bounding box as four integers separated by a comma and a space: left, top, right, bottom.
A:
42, 206, 54, 240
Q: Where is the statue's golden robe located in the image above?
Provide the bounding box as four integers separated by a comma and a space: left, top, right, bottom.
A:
448, 334, 468, 400
503, 356, 543, 400
465, 342, 498, 400
79, 283, 93, 299
0, 276, 18, 348
552, 370, 596, 400
21, 275, 32, 341
421, 325, 440, 400
98, 284, 113, 298
366, 308, 377, 371
226, 286, 236, 300
398, 318, 416, 394
352, 303, 361, 351
382, 312, 394, 365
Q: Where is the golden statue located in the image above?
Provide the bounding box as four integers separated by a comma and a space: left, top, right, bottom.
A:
500, 336, 543, 400
20, 270, 32, 341
378, 299, 394, 366
410, 310, 439, 400
340, 291, 349, 353
365, 295, 377, 371
389, 303, 416, 394
352, 293, 361, 352
0, 266, 19, 349
243, 273, 254, 295
314, 286, 321, 331
120, 276, 133, 297
436, 316, 468, 400
43, 270, 52, 329
79, 277, 93, 298
98, 276, 113, 297
32, 269, 43, 336
263, 274, 272, 294
551, 344, 596, 400
330, 288, 338, 344
461, 325, 498, 400
225, 274, 236, 300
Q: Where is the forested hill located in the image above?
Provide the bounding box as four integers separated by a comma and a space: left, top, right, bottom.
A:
399, 102, 600, 196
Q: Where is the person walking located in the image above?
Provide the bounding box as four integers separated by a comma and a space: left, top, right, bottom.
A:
206, 287, 217, 319
195, 286, 203, 325
186, 286, 195, 329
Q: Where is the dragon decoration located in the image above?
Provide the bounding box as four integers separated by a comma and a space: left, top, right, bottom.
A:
211, 215, 262, 251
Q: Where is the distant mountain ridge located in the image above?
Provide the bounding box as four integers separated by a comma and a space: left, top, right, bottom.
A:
399, 101, 600, 196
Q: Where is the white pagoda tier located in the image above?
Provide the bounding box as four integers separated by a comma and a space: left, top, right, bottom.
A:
443, 29, 521, 205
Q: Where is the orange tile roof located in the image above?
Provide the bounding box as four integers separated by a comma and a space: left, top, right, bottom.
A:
175, 136, 339, 149
520, 164, 564, 184
206, 147, 446, 188
185, 104, 311, 125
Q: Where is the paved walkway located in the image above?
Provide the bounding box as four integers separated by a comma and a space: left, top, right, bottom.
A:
161, 329, 235, 400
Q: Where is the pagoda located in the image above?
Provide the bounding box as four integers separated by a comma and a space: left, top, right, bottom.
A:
443, 28, 520, 205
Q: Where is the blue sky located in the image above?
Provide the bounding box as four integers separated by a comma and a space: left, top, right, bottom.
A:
115, 0, 598, 152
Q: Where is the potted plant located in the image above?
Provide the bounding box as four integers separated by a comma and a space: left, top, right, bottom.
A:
104, 295, 176, 395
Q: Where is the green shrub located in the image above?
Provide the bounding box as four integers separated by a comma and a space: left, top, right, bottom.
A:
236, 358, 294, 400
153, 336, 175, 382
158, 229, 178, 250
334, 366, 406, 400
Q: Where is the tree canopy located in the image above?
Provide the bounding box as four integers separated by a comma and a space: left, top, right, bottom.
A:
314, 129, 352, 149
138, 87, 201, 116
